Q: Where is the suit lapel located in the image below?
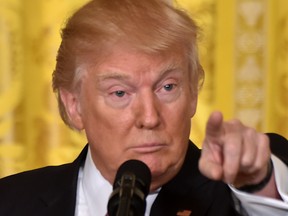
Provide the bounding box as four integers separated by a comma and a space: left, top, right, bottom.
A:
150, 141, 238, 216
38, 145, 89, 216
150, 142, 211, 216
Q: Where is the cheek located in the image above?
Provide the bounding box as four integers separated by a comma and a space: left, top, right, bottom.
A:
84, 104, 134, 152
167, 100, 193, 133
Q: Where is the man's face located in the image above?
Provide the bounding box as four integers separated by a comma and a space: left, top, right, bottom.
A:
63, 47, 197, 190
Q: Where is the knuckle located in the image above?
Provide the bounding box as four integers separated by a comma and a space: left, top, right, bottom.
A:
259, 134, 270, 148
244, 127, 256, 138
227, 143, 241, 155
241, 157, 253, 168
254, 160, 264, 172
229, 119, 243, 127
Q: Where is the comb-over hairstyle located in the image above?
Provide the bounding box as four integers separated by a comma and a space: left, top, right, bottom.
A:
52, 0, 204, 127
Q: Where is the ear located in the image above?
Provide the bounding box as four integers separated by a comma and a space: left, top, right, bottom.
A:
59, 88, 84, 130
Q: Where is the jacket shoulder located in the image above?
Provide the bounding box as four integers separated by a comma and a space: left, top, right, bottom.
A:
0, 163, 74, 191
0, 145, 88, 215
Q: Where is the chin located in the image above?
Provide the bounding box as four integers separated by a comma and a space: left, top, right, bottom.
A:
148, 160, 176, 179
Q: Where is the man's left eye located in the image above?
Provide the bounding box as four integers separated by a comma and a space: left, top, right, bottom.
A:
114, 90, 126, 97
163, 84, 174, 91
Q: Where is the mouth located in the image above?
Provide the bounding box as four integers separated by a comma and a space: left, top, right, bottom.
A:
131, 143, 167, 153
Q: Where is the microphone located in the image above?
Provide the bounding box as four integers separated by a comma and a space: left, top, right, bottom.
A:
107, 160, 152, 216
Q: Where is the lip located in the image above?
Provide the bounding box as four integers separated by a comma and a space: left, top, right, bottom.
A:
131, 143, 167, 153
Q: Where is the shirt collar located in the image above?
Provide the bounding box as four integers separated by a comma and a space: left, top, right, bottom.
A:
82, 147, 112, 215
81, 146, 158, 215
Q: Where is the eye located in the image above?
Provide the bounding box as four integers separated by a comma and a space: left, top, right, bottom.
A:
114, 90, 126, 97
163, 84, 175, 91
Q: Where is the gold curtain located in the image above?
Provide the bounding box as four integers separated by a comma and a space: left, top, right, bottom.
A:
181, 0, 288, 145
0, 0, 89, 177
0, 0, 287, 178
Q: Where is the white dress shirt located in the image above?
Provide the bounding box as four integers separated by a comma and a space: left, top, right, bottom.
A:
230, 155, 288, 215
75, 147, 288, 216
75, 148, 158, 216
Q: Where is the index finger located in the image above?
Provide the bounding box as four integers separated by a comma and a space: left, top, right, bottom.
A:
206, 111, 224, 140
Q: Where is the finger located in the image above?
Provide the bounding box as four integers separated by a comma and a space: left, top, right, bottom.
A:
199, 149, 223, 181
240, 128, 258, 170
199, 161, 223, 180
205, 111, 224, 141
250, 134, 271, 184
222, 131, 242, 184
200, 111, 225, 181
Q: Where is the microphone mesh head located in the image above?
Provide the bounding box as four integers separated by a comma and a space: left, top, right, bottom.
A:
114, 159, 152, 195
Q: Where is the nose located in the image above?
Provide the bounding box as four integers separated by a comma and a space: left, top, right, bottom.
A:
134, 91, 161, 129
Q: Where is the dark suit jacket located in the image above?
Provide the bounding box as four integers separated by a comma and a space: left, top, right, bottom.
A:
0, 133, 287, 216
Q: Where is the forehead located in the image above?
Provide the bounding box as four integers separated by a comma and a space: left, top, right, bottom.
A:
87, 46, 188, 76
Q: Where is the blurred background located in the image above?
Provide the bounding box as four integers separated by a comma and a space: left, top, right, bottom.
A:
0, 0, 287, 178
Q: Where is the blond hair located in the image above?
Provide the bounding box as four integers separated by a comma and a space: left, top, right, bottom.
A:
52, 0, 204, 127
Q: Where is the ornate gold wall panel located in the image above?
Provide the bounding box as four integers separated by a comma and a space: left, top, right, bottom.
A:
234, 0, 267, 130
0, 0, 88, 178
179, 0, 288, 146
266, 0, 288, 137
20, 0, 88, 170
0, 0, 26, 177
233, 0, 288, 136
176, 0, 217, 146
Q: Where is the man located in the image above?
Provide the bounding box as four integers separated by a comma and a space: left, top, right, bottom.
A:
0, 0, 287, 215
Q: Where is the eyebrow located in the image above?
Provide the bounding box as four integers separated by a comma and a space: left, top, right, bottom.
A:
155, 62, 183, 81
96, 61, 182, 83
96, 72, 131, 82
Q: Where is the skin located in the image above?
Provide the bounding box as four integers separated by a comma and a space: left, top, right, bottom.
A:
61, 46, 279, 199
200, 111, 280, 198
60, 47, 197, 191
